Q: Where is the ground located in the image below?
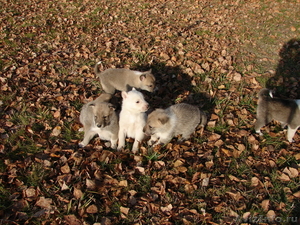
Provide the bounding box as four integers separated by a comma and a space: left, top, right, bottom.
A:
0, 0, 300, 224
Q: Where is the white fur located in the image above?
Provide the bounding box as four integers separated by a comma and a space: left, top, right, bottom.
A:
117, 88, 148, 153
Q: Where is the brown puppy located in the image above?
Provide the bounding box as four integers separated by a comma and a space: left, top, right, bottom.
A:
143, 103, 207, 146
79, 93, 119, 148
95, 62, 155, 94
255, 88, 300, 142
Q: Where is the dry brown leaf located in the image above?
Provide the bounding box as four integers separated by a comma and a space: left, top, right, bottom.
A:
261, 199, 270, 212
135, 166, 145, 175
35, 197, 52, 210
60, 164, 70, 174
63, 215, 83, 225
208, 133, 221, 141
174, 159, 184, 167
86, 204, 98, 214
293, 191, 300, 198
51, 126, 61, 136
118, 180, 128, 187
251, 177, 263, 187
278, 173, 290, 182
73, 187, 83, 200
86, 179, 96, 190
161, 204, 173, 213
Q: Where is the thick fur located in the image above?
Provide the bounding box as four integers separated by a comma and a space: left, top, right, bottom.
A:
143, 103, 207, 146
118, 88, 149, 153
95, 62, 156, 94
79, 93, 119, 148
255, 88, 300, 142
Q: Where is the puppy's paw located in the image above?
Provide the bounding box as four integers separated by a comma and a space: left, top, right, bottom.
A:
117, 146, 124, 151
78, 142, 86, 148
78, 128, 84, 132
255, 130, 263, 136
131, 148, 138, 154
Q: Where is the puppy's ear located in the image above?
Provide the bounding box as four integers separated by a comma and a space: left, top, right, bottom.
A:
121, 91, 128, 99
108, 103, 115, 111
158, 114, 169, 124
140, 74, 146, 81
88, 103, 95, 108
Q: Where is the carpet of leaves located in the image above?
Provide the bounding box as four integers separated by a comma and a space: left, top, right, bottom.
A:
0, 0, 300, 224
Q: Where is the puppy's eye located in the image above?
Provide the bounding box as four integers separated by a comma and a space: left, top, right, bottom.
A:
103, 116, 107, 119
136, 101, 140, 103
149, 85, 153, 88
148, 125, 153, 129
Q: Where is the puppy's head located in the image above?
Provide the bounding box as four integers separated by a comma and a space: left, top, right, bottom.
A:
139, 69, 156, 92
121, 88, 149, 112
143, 109, 169, 136
89, 102, 115, 128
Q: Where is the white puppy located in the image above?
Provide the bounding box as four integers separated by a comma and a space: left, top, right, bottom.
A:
143, 103, 207, 146
118, 88, 149, 153
79, 93, 119, 148
255, 88, 300, 142
95, 62, 156, 94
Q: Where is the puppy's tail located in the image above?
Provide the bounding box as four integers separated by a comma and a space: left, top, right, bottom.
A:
258, 88, 273, 99
96, 93, 112, 103
94, 61, 102, 76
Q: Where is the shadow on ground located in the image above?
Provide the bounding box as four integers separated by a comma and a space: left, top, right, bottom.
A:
266, 38, 300, 98
132, 60, 215, 115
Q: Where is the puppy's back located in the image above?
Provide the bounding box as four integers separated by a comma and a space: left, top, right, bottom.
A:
170, 103, 201, 134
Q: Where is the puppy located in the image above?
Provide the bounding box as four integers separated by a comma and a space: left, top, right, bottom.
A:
143, 103, 207, 146
79, 93, 119, 148
118, 88, 149, 153
95, 62, 155, 94
255, 88, 300, 142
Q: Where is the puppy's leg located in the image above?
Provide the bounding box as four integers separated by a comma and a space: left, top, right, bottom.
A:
110, 137, 118, 149
157, 136, 172, 146
132, 132, 145, 153
79, 129, 97, 147
180, 130, 194, 142
100, 81, 116, 94
254, 119, 266, 135
117, 128, 126, 151
287, 126, 299, 142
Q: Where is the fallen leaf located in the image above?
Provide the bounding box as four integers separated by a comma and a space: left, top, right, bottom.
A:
261, 199, 270, 212
35, 197, 52, 210
86, 204, 98, 214
51, 126, 61, 136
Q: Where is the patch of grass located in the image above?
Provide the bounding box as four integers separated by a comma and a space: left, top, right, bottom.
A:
23, 163, 48, 187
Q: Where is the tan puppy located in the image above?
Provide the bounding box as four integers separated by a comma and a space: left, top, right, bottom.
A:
255, 88, 300, 142
143, 103, 207, 146
79, 93, 119, 148
118, 88, 149, 153
94, 62, 155, 94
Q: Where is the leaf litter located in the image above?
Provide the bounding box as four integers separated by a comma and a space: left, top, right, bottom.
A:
0, 0, 300, 224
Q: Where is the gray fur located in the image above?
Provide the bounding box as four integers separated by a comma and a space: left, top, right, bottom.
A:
79, 94, 119, 148
255, 88, 300, 142
95, 62, 155, 94
143, 103, 207, 146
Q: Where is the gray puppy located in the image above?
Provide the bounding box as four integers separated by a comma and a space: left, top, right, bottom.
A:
95, 62, 156, 94
79, 93, 119, 148
255, 88, 300, 142
143, 103, 207, 146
